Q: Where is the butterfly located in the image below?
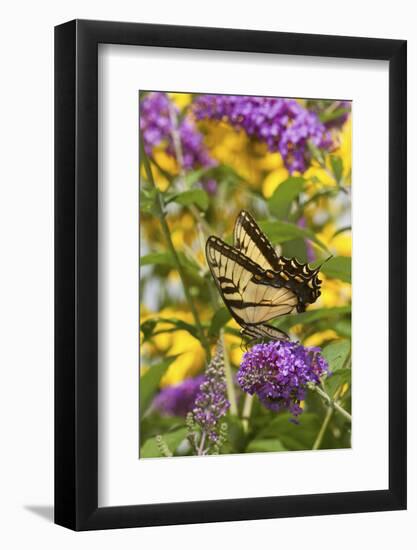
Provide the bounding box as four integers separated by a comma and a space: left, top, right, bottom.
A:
205, 210, 323, 342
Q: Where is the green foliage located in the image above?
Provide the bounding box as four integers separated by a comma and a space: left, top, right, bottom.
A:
254, 413, 321, 451
320, 256, 351, 283
140, 187, 159, 216
183, 167, 211, 187
246, 438, 287, 453
330, 155, 344, 184
140, 428, 188, 458
319, 107, 349, 124
268, 177, 305, 220
165, 188, 209, 211
273, 306, 351, 330
208, 307, 232, 338
322, 340, 351, 398
259, 220, 330, 253
140, 251, 201, 278
322, 340, 350, 372
141, 317, 200, 340
325, 369, 351, 399
140, 356, 177, 416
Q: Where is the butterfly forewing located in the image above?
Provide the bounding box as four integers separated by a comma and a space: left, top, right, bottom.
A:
206, 236, 298, 327
234, 210, 280, 271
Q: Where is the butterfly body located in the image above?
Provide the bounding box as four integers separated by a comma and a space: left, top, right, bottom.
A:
206, 210, 323, 342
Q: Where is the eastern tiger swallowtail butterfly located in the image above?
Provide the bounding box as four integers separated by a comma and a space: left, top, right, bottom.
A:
206, 210, 322, 342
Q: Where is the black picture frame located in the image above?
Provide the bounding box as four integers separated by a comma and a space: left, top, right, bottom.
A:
55, 19, 407, 531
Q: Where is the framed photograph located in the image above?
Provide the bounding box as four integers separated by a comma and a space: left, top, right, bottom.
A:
55, 19, 407, 530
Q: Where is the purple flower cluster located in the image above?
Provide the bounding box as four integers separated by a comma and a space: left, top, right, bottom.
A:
140, 92, 217, 192
152, 375, 204, 417
193, 95, 332, 173
192, 342, 230, 444
237, 341, 329, 419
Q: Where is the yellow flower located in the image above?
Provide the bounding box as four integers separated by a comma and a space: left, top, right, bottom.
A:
303, 164, 336, 187
303, 330, 339, 347
165, 211, 197, 249
331, 231, 352, 257
168, 92, 193, 109
200, 120, 263, 188
161, 331, 205, 386
316, 223, 352, 257
312, 275, 351, 308
140, 146, 182, 192
262, 167, 290, 198
140, 307, 206, 387
256, 151, 285, 171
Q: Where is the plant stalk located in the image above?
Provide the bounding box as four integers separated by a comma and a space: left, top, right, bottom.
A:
310, 383, 352, 422
140, 133, 211, 362
241, 394, 254, 433
221, 331, 238, 416
312, 406, 333, 450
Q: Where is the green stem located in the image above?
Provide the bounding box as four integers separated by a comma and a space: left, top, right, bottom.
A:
221, 331, 238, 416
140, 134, 211, 363
241, 394, 254, 433
312, 406, 333, 450
310, 383, 352, 422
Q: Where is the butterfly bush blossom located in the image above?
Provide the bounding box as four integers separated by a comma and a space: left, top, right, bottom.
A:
237, 341, 329, 420
193, 95, 333, 173
140, 92, 218, 193
186, 342, 230, 454
152, 375, 204, 417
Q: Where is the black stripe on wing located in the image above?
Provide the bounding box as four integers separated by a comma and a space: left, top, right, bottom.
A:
241, 322, 289, 341
206, 235, 266, 278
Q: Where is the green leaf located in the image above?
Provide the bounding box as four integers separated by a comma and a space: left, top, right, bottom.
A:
300, 188, 340, 211
320, 256, 351, 283
140, 318, 159, 340
140, 428, 188, 458
208, 308, 232, 338
281, 238, 308, 263
223, 415, 246, 454
141, 316, 200, 340
166, 189, 209, 211
139, 187, 159, 215
322, 340, 350, 372
140, 251, 200, 276
257, 413, 320, 451
334, 319, 351, 338
141, 251, 176, 268
259, 220, 330, 254
183, 167, 211, 187
307, 140, 325, 165
268, 177, 305, 220
140, 356, 177, 416
273, 306, 351, 330
330, 155, 344, 184
246, 439, 287, 453
319, 107, 349, 124
325, 369, 351, 398
332, 225, 351, 239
